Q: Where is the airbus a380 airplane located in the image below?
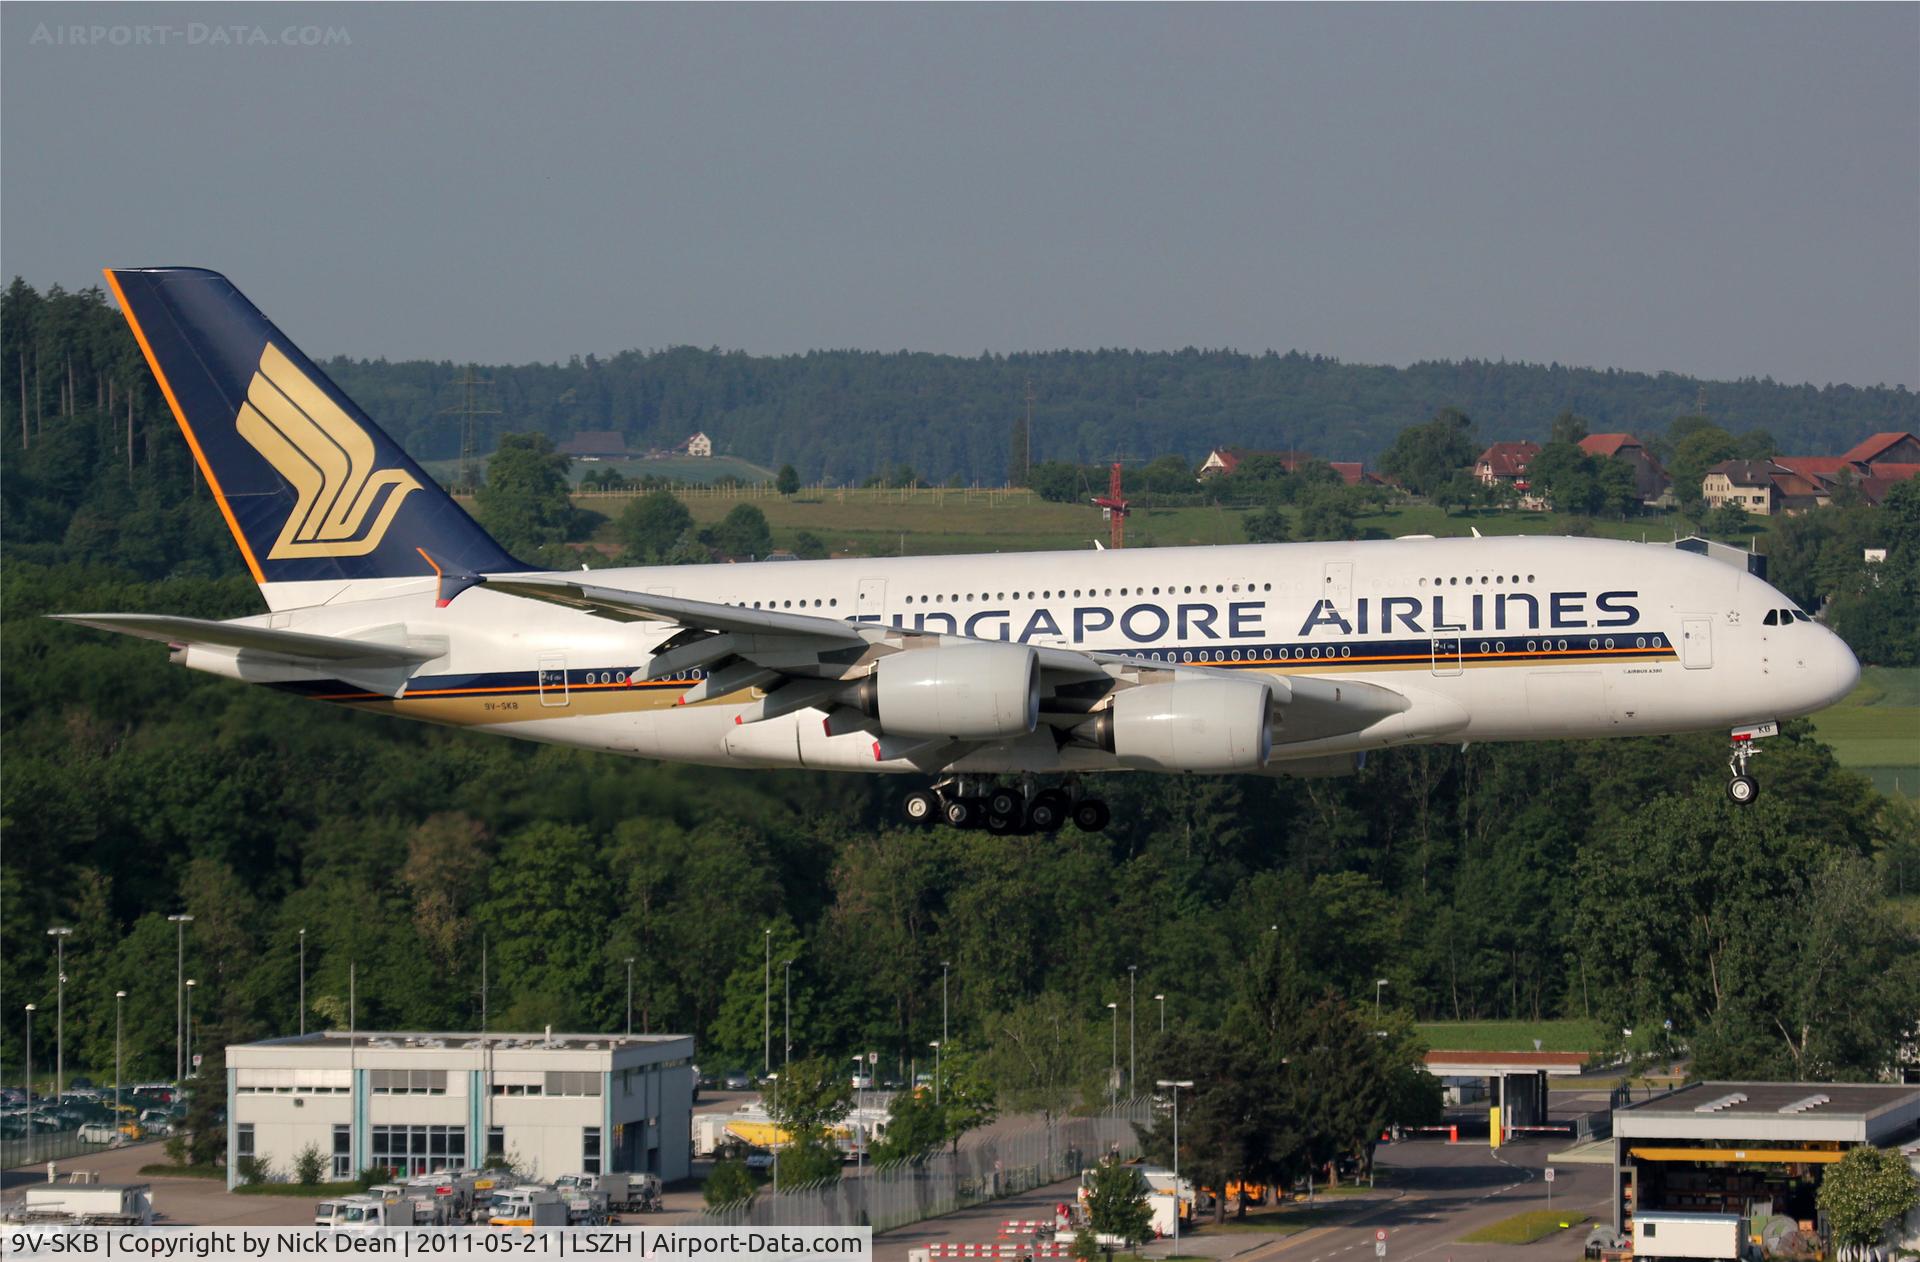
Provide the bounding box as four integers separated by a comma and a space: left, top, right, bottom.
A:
60, 268, 1860, 833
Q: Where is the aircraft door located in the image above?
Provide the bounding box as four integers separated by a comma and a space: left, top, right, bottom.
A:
1322, 561, 1354, 615
857, 578, 887, 622
1431, 628, 1464, 677
1681, 618, 1713, 670
538, 653, 570, 707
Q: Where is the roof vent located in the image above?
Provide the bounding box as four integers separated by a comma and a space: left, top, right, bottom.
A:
1777, 1094, 1831, 1114
1694, 1092, 1749, 1113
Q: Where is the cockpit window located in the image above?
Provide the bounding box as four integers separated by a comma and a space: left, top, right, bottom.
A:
1791, 609, 1811, 622
1763, 610, 1779, 625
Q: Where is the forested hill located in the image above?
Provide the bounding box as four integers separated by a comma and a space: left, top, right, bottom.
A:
327, 348, 1917, 486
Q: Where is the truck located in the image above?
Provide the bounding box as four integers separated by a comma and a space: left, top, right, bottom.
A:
486, 1187, 570, 1228
10, 1184, 154, 1226
552, 1172, 662, 1213
318, 1194, 446, 1228
1632, 1211, 1745, 1261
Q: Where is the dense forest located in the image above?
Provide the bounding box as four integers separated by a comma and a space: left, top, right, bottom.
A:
3, 279, 1916, 1104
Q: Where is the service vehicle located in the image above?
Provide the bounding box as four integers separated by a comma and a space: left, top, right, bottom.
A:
7, 1183, 154, 1226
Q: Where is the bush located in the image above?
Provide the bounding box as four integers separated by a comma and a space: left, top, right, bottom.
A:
235, 1155, 272, 1186
294, 1144, 326, 1187
704, 1158, 756, 1207
356, 1165, 394, 1191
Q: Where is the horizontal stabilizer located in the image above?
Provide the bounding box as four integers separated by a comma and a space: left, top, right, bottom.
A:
50, 614, 439, 665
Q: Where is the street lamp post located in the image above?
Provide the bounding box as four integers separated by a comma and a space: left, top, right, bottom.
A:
625, 958, 636, 1036
762, 929, 771, 1076
1127, 965, 1137, 1095
930, 1040, 941, 1107
298, 929, 306, 1036
24, 1005, 35, 1117
1156, 1080, 1194, 1255
47, 927, 72, 1099
1105, 1002, 1118, 1106
782, 959, 795, 1066
166, 915, 193, 1085
1154, 993, 1166, 1034
940, 961, 950, 1048
1374, 978, 1389, 1026
767, 1073, 780, 1190
185, 980, 197, 1077
115, 991, 127, 1129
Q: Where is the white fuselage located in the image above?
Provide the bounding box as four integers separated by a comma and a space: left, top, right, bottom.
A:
202, 535, 1858, 775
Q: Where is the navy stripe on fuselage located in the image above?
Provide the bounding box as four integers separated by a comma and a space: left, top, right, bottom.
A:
272, 632, 1678, 705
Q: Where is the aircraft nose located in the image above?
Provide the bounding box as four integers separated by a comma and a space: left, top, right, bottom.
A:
1826, 627, 1861, 705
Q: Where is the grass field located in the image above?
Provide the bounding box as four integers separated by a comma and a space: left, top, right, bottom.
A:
1459, 1209, 1591, 1245
1416, 1020, 1605, 1054
561, 486, 1725, 559
1809, 667, 1920, 798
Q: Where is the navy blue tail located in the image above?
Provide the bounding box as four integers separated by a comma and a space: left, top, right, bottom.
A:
105, 267, 527, 587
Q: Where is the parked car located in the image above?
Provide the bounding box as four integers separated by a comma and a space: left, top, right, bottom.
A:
723, 1072, 752, 1091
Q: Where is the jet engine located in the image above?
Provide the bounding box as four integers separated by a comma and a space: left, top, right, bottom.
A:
1083, 677, 1273, 772
847, 643, 1041, 740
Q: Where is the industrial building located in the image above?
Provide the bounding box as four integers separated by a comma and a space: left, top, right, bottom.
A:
224, 1030, 693, 1191
1610, 1081, 1920, 1249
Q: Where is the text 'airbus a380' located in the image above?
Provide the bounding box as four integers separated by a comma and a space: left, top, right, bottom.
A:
59, 268, 1860, 833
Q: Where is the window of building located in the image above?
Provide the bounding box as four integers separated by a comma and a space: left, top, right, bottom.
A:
369, 1069, 447, 1095
332, 1124, 352, 1179
583, 1127, 602, 1175
370, 1125, 466, 1177
544, 1070, 603, 1097
487, 1127, 505, 1162
237, 1124, 255, 1160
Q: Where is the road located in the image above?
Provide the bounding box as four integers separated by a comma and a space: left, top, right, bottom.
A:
874, 1136, 1610, 1262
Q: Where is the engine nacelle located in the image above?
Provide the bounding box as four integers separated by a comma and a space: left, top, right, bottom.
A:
858, 643, 1041, 741
1094, 678, 1273, 772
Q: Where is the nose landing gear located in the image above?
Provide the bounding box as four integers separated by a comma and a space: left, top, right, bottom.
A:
1726, 722, 1776, 805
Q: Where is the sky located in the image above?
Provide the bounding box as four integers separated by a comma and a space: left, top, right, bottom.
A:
4, 3, 1916, 388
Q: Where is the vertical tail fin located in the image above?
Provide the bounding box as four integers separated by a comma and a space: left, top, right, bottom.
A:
103, 267, 527, 594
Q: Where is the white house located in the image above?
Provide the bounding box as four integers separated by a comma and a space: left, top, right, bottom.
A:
224, 1030, 693, 1189
683, 432, 713, 458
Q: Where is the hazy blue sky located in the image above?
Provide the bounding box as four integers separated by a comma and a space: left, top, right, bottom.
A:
5, 3, 1915, 387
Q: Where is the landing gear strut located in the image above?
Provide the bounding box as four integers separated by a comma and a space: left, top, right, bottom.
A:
1726, 723, 1775, 805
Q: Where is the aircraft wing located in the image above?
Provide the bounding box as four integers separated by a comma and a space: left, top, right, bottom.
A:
482, 576, 1410, 761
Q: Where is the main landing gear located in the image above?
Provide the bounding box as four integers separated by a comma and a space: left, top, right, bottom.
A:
902, 778, 1110, 834
1726, 722, 1777, 805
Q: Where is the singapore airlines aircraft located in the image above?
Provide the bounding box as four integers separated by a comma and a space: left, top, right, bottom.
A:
59, 268, 1860, 833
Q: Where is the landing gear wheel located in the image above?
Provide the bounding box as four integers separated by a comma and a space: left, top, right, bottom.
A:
987, 786, 1023, 819
943, 797, 979, 829
1727, 775, 1759, 805
903, 790, 939, 826
1072, 799, 1111, 833
986, 812, 1021, 836
1028, 790, 1069, 832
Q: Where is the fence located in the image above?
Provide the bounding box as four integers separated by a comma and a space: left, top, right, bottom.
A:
695, 1099, 1154, 1233
0, 1129, 116, 1172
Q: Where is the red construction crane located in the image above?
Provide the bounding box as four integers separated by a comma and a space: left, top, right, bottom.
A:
1091, 461, 1131, 549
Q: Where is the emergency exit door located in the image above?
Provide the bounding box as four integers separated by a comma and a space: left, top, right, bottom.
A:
538, 653, 570, 706
857, 578, 887, 621
1681, 618, 1713, 670
1322, 561, 1354, 614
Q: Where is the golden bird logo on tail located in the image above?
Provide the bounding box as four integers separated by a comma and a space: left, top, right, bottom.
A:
236, 343, 421, 558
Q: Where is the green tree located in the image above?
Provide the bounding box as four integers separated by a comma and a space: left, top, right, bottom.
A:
1297, 489, 1358, 541
764, 1054, 855, 1138
294, 1144, 326, 1186
775, 464, 801, 496
617, 491, 694, 563
1817, 1146, 1919, 1248
475, 432, 576, 556
1704, 500, 1750, 540
708, 503, 773, 559
1379, 408, 1475, 497
792, 531, 829, 560
869, 1087, 946, 1164
1243, 506, 1291, 544
1083, 1159, 1153, 1245
704, 1158, 757, 1207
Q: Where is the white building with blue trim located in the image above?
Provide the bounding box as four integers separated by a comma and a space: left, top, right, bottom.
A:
224, 1031, 693, 1190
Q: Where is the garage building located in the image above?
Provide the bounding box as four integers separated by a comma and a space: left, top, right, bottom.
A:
224, 1030, 693, 1191
1611, 1081, 1920, 1249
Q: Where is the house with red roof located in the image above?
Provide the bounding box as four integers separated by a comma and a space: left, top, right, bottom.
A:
1578, 433, 1670, 504
1197, 447, 1382, 486
1702, 431, 1920, 515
